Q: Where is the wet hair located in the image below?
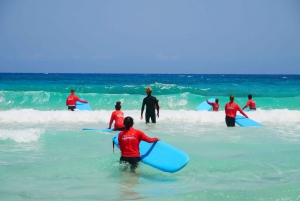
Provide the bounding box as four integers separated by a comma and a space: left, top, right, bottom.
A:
215, 98, 219, 103
248, 94, 252, 99
146, 87, 152, 95
71, 89, 75, 93
115, 101, 121, 110
123, 116, 134, 129
230, 95, 234, 102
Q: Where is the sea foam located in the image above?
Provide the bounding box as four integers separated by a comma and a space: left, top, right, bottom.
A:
0, 109, 300, 124
0, 128, 44, 142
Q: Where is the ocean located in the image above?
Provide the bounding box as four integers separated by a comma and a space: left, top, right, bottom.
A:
0, 73, 300, 200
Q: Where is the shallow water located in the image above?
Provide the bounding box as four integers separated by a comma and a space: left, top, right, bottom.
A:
1, 73, 300, 200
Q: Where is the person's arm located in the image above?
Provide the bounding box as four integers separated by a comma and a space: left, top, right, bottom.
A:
238, 106, 248, 118
139, 131, 159, 143
78, 99, 88, 103
206, 100, 213, 105
242, 101, 250, 110
140, 99, 146, 119
75, 96, 88, 103
108, 112, 114, 129
155, 98, 159, 118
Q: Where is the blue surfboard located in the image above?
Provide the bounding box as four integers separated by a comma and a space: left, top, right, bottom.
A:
82, 128, 114, 132
112, 132, 189, 173
76, 98, 91, 111
196, 98, 215, 111
235, 115, 262, 127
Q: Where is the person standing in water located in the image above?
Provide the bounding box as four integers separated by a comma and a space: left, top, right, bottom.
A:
225, 95, 248, 127
108, 101, 125, 131
66, 89, 88, 111
118, 116, 159, 171
206, 99, 219, 111
243, 94, 256, 110
140, 87, 159, 123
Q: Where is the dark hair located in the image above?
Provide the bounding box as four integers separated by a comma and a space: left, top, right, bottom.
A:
248, 94, 252, 99
123, 116, 134, 129
115, 101, 121, 110
230, 95, 234, 102
215, 98, 219, 103
71, 89, 75, 93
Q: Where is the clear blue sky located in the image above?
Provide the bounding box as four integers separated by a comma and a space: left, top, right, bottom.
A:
0, 0, 299, 74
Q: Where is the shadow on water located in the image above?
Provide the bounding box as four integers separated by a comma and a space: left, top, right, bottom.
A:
108, 160, 181, 200
118, 170, 145, 200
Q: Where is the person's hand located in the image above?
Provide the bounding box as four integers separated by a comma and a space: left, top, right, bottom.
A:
157, 138, 160, 141
140, 115, 143, 120
157, 113, 159, 118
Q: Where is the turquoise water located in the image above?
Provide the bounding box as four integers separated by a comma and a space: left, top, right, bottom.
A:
1, 73, 300, 200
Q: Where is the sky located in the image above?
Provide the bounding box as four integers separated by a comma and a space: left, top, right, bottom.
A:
0, 0, 299, 74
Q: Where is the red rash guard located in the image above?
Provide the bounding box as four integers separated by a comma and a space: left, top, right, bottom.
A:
66, 94, 82, 106
206, 100, 219, 111
244, 99, 256, 109
225, 102, 248, 118
118, 127, 158, 157
109, 110, 124, 129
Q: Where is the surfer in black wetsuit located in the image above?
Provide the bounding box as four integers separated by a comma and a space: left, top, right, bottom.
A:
140, 87, 159, 123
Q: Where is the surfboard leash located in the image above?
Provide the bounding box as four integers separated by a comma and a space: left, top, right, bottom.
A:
112, 138, 115, 154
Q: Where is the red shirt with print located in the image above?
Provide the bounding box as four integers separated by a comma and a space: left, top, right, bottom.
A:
206, 100, 219, 111
109, 110, 124, 129
66, 94, 81, 106
225, 102, 248, 118
244, 99, 256, 109
118, 127, 158, 157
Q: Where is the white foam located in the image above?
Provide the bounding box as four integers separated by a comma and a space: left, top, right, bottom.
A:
0, 109, 300, 124
0, 128, 44, 143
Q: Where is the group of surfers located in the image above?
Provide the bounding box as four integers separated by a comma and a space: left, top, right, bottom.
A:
65, 87, 256, 171
206, 94, 256, 127
66, 87, 160, 171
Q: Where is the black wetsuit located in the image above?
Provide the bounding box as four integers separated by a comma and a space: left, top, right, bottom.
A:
141, 95, 159, 123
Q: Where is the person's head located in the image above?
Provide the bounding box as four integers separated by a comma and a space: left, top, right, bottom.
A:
71, 89, 75, 94
115, 101, 121, 110
215, 98, 219, 103
146, 87, 152, 95
123, 116, 134, 129
230, 95, 234, 102
248, 94, 252, 100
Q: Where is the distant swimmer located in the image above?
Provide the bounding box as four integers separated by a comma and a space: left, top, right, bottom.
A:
108, 101, 125, 131
141, 87, 159, 123
206, 99, 219, 111
66, 89, 88, 111
118, 116, 159, 171
243, 94, 256, 110
225, 95, 248, 127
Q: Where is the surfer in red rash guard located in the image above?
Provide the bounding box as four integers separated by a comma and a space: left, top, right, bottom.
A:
108, 101, 125, 131
225, 95, 248, 127
206, 99, 219, 111
118, 116, 159, 171
243, 94, 256, 110
66, 89, 88, 111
